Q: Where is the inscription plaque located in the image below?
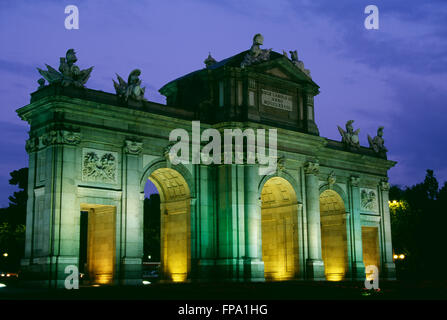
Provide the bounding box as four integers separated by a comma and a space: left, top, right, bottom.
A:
261, 89, 293, 111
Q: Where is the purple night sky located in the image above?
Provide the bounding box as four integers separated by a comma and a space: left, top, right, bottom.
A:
0, 0, 446, 207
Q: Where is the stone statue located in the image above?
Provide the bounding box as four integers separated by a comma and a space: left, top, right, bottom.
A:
289, 50, 311, 76
37, 78, 46, 90
204, 52, 217, 68
240, 33, 272, 68
37, 49, 93, 88
368, 126, 388, 154
338, 120, 360, 149
327, 171, 336, 188
113, 69, 147, 102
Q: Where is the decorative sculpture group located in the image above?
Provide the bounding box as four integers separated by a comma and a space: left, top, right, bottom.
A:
337, 120, 388, 156
288, 50, 311, 76
113, 69, 147, 102
240, 33, 272, 68
37, 49, 93, 88
34, 44, 389, 158
338, 120, 361, 150
368, 126, 388, 154
37, 49, 147, 102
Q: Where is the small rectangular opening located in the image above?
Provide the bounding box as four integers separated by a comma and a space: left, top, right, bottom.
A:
80, 204, 116, 285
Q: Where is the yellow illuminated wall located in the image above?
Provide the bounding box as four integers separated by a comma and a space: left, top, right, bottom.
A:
82, 204, 116, 285
261, 177, 299, 281
362, 226, 380, 279
319, 190, 348, 281
149, 168, 190, 282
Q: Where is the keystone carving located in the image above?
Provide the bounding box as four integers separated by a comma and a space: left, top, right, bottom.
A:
304, 161, 319, 175
124, 140, 143, 155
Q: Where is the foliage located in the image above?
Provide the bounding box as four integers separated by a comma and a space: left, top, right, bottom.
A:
0, 168, 27, 271
390, 169, 447, 280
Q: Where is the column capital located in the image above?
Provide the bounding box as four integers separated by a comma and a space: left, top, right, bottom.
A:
380, 179, 390, 191
304, 161, 319, 175
124, 139, 143, 155
60, 130, 82, 145
350, 175, 360, 187
41, 129, 81, 147
25, 137, 39, 153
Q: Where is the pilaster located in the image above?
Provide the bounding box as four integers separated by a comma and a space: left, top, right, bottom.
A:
304, 161, 325, 280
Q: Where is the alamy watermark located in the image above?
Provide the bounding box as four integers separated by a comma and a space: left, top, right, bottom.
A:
65, 265, 79, 289
364, 265, 379, 290
364, 5, 379, 30
65, 5, 79, 30
168, 121, 277, 175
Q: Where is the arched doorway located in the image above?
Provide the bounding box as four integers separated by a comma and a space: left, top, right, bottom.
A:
147, 167, 191, 282
261, 177, 299, 281
319, 189, 348, 281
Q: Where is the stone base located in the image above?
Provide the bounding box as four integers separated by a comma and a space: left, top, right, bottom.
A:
119, 257, 142, 285
306, 259, 325, 280
243, 259, 265, 282
191, 258, 265, 282
349, 260, 366, 281
19, 255, 79, 289
381, 262, 396, 280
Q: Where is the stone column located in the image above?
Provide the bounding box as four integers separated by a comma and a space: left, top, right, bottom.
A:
192, 164, 217, 280
348, 176, 366, 280
120, 140, 144, 285
21, 137, 39, 269
22, 129, 82, 288
189, 197, 197, 278
215, 164, 246, 280
379, 180, 396, 280
304, 161, 325, 280
243, 164, 264, 281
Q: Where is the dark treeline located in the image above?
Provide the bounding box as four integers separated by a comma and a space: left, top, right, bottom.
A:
0, 168, 28, 271
389, 169, 447, 281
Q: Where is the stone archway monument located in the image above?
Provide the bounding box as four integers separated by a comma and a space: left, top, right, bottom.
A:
18, 36, 396, 287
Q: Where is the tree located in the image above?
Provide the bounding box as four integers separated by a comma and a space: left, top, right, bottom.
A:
389, 169, 447, 281
0, 167, 28, 271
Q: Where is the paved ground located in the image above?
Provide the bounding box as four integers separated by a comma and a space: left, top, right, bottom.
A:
0, 279, 446, 300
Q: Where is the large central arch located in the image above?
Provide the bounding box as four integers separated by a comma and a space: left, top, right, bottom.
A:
260, 176, 300, 281
144, 165, 191, 282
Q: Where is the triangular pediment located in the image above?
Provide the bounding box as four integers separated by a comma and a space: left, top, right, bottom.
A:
265, 67, 291, 80
250, 56, 319, 91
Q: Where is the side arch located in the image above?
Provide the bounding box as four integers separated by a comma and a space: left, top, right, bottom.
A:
319, 183, 348, 211
258, 169, 301, 203
139, 158, 195, 198
319, 187, 349, 281
259, 170, 302, 280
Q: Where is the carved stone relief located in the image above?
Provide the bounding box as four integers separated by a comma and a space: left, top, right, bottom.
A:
82, 148, 117, 183
360, 188, 377, 211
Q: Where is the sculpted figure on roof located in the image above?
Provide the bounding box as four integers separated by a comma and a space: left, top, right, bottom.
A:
338, 120, 360, 150
241, 33, 272, 68
37, 49, 93, 88
368, 126, 388, 155
113, 69, 147, 102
